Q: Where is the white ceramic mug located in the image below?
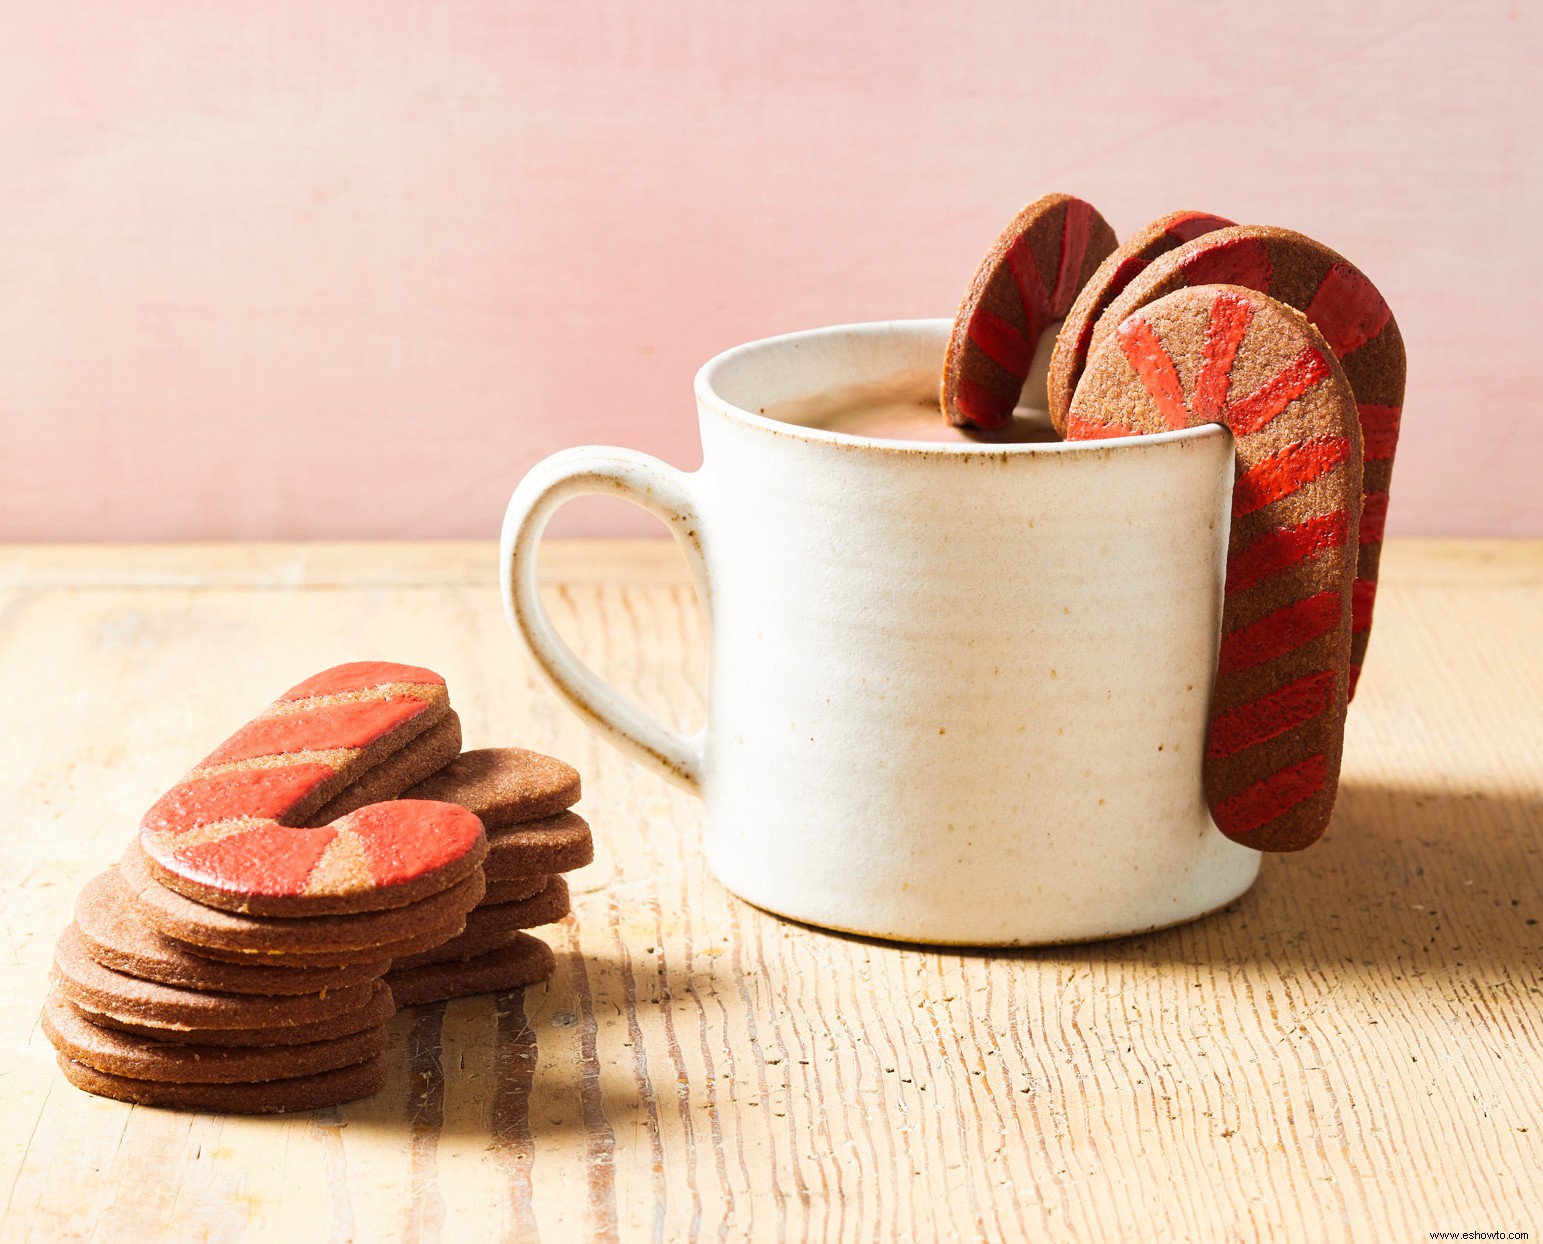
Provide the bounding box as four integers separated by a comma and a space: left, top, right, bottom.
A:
501, 319, 1260, 945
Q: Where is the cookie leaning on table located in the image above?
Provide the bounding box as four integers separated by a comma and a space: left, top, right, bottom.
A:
137, 661, 487, 917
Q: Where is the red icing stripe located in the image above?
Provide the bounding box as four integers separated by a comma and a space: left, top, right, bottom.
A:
1116, 316, 1188, 430
954, 375, 1013, 430
1006, 235, 1052, 343
1352, 578, 1376, 634
1360, 491, 1390, 544
1191, 289, 1252, 421
1165, 212, 1234, 244
202, 697, 432, 767
344, 801, 485, 888
1348, 664, 1363, 699
1066, 412, 1137, 440
281, 661, 446, 702
1181, 235, 1272, 291
967, 307, 1032, 379
143, 765, 336, 835
1358, 403, 1402, 461
1217, 592, 1341, 676
1226, 510, 1350, 593
173, 823, 339, 896
1224, 347, 1331, 437
1049, 199, 1095, 316
1213, 753, 1328, 839
1231, 435, 1352, 517
1206, 670, 1335, 759
1305, 262, 1391, 357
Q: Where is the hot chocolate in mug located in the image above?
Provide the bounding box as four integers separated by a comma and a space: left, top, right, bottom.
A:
501, 319, 1260, 945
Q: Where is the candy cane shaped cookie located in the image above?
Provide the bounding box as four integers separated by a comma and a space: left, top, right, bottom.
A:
1087, 225, 1404, 696
942, 194, 1117, 429
1046, 209, 1234, 435
1068, 286, 1364, 852
138, 661, 487, 916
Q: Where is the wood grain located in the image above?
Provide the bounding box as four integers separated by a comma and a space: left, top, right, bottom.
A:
1, 539, 1539, 1242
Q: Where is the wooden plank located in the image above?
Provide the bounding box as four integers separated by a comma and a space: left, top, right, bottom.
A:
1, 539, 1540, 1242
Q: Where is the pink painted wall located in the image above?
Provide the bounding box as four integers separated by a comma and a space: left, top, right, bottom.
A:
0, 1, 1536, 540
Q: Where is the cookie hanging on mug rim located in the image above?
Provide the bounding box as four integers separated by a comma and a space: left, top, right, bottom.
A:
1067, 283, 1364, 853
941, 193, 1117, 430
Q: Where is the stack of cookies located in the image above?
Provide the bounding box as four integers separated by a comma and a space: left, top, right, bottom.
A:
386, 748, 594, 1006
44, 662, 491, 1113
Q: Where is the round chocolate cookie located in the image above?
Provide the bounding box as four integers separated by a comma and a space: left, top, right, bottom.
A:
404, 747, 582, 828
942, 193, 1117, 429
484, 812, 593, 882
387, 933, 557, 1008
183, 917, 467, 968
1069, 284, 1363, 852
42, 992, 387, 1084
471, 876, 571, 933
391, 927, 523, 971
52, 925, 376, 1030
1083, 225, 1404, 694
73, 869, 389, 995
71, 982, 396, 1047
1047, 209, 1234, 434
120, 843, 484, 955
479, 875, 549, 906
56, 1050, 389, 1113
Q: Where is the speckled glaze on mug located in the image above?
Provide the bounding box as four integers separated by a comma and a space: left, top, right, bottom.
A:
503, 319, 1260, 945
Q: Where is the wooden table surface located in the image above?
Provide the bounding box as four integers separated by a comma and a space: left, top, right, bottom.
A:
1, 539, 1539, 1243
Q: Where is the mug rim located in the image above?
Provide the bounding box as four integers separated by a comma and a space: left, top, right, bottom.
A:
694, 317, 1231, 456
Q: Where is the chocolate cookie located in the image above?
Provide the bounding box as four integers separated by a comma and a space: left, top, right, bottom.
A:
484, 812, 593, 882
139, 661, 488, 916
942, 194, 1117, 429
52, 926, 376, 1031
42, 992, 387, 1084
120, 843, 483, 956
471, 876, 570, 933
74, 869, 388, 995
479, 875, 549, 906
1069, 285, 1363, 852
403, 747, 582, 828
387, 933, 557, 1008
181, 920, 467, 968
1047, 209, 1234, 434
71, 983, 395, 1047
307, 711, 464, 825
55, 1051, 389, 1113
390, 927, 523, 971
1085, 226, 1404, 694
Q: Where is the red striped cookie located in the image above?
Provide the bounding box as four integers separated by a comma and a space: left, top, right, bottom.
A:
1068, 285, 1363, 852
1086, 225, 1404, 696
138, 662, 486, 916
1047, 210, 1234, 434
942, 194, 1117, 429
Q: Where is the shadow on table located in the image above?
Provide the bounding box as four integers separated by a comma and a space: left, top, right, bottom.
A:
799, 780, 1543, 976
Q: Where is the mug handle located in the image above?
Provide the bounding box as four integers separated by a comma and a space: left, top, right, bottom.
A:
500, 447, 707, 794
